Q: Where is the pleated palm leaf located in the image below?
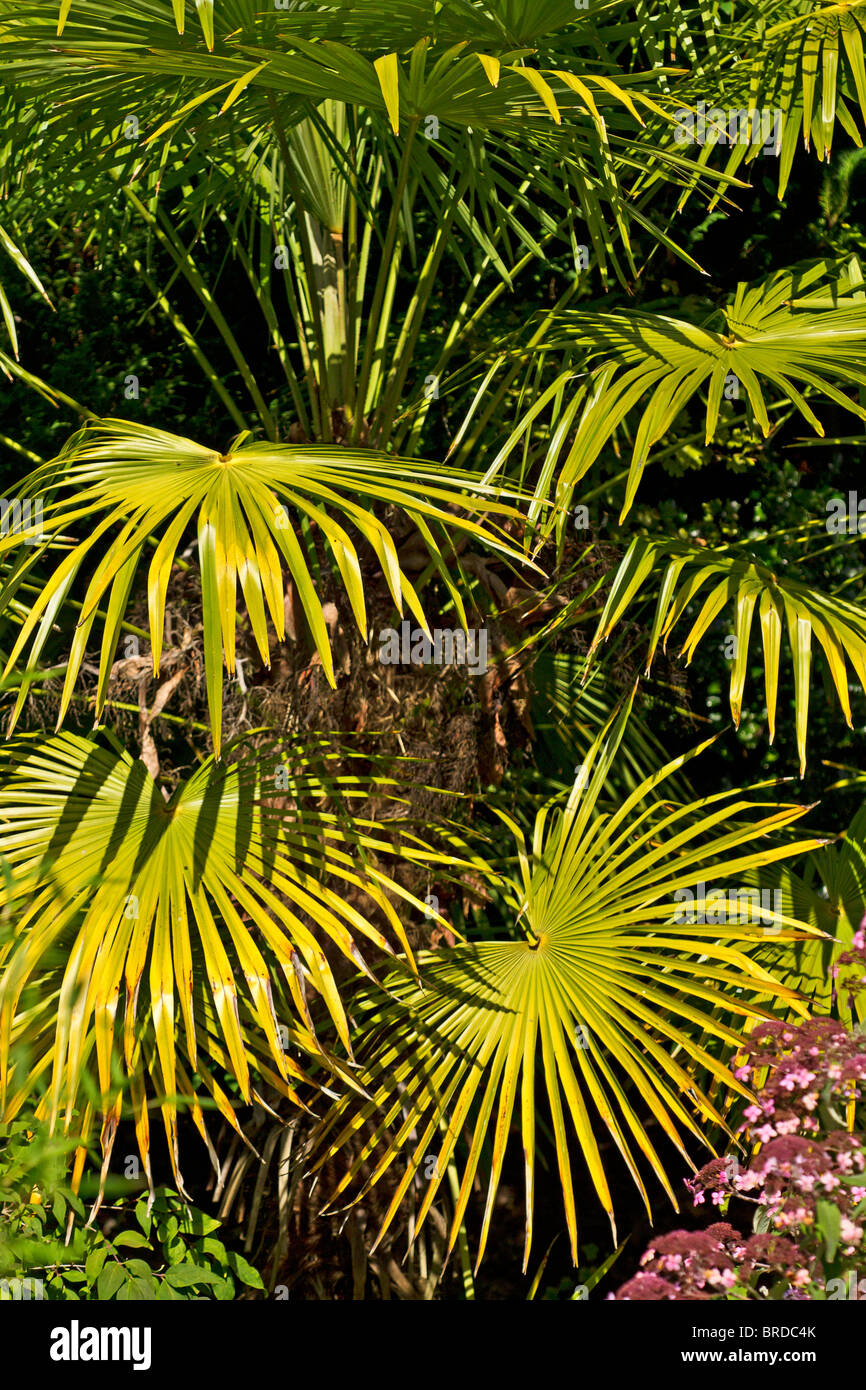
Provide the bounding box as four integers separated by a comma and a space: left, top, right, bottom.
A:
721, 0, 866, 192
0, 419, 529, 755
463, 261, 866, 524
590, 530, 866, 774
307, 692, 828, 1269
0, 0, 715, 255
0, 730, 462, 1195
0, 0, 733, 454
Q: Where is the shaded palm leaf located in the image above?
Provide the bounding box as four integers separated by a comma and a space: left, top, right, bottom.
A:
744, 801, 866, 1023
531, 651, 695, 802
0, 219, 51, 359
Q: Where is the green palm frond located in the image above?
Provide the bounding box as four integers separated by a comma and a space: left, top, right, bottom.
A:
0, 219, 51, 359
591, 533, 866, 774
628, 0, 722, 73
657, 1, 866, 198
0, 419, 530, 755
743, 802, 866, 1023
0, 1, 737, 287
0, 0, 678, 140
308, 692, 827, 1269
0, 0, 749, 449
723, 0, 866, 192
0, 730, 453, 1193
469, 262, 866, 524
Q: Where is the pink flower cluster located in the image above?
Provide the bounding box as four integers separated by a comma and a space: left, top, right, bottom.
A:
614, 1225, 802, 1301
613, 926, 866, 1300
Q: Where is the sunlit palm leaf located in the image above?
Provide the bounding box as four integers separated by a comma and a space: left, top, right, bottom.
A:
0, 0, 735, 287
0, 730, 454, 1194
591, 533, 866, 774
467, 261, 863, 514
0, 419, 529, 755
722, 0, 866, 193
468, 262, 866, 524
308, 692, 827, 1269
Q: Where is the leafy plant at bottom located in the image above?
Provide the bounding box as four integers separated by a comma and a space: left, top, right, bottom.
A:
0, 1116, 264, 1300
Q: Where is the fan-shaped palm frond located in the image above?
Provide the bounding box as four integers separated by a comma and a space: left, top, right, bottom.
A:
0, 730, 459, 1194
722, 0, 866, 192
0, 419, 530, 755
590, 532, 866, 774
307, 692, 827, 1269
466, 262, 866, 523
0, 0, 736, 293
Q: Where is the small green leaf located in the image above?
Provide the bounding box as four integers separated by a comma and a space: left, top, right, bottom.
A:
113, 1231, 152, 1250
163, 1263, 224, 1288
134, 1196, 152, 1238
156, 1217, 180, 1246
226, 1251, 265, 1289
176, 1207, 221, 1237
128, 1275, 159, 1301
85, 1246, 108, 1285
97, 1263, 125, 1299
817, 1200, 842, 1262
197, 1237, 229, 1264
